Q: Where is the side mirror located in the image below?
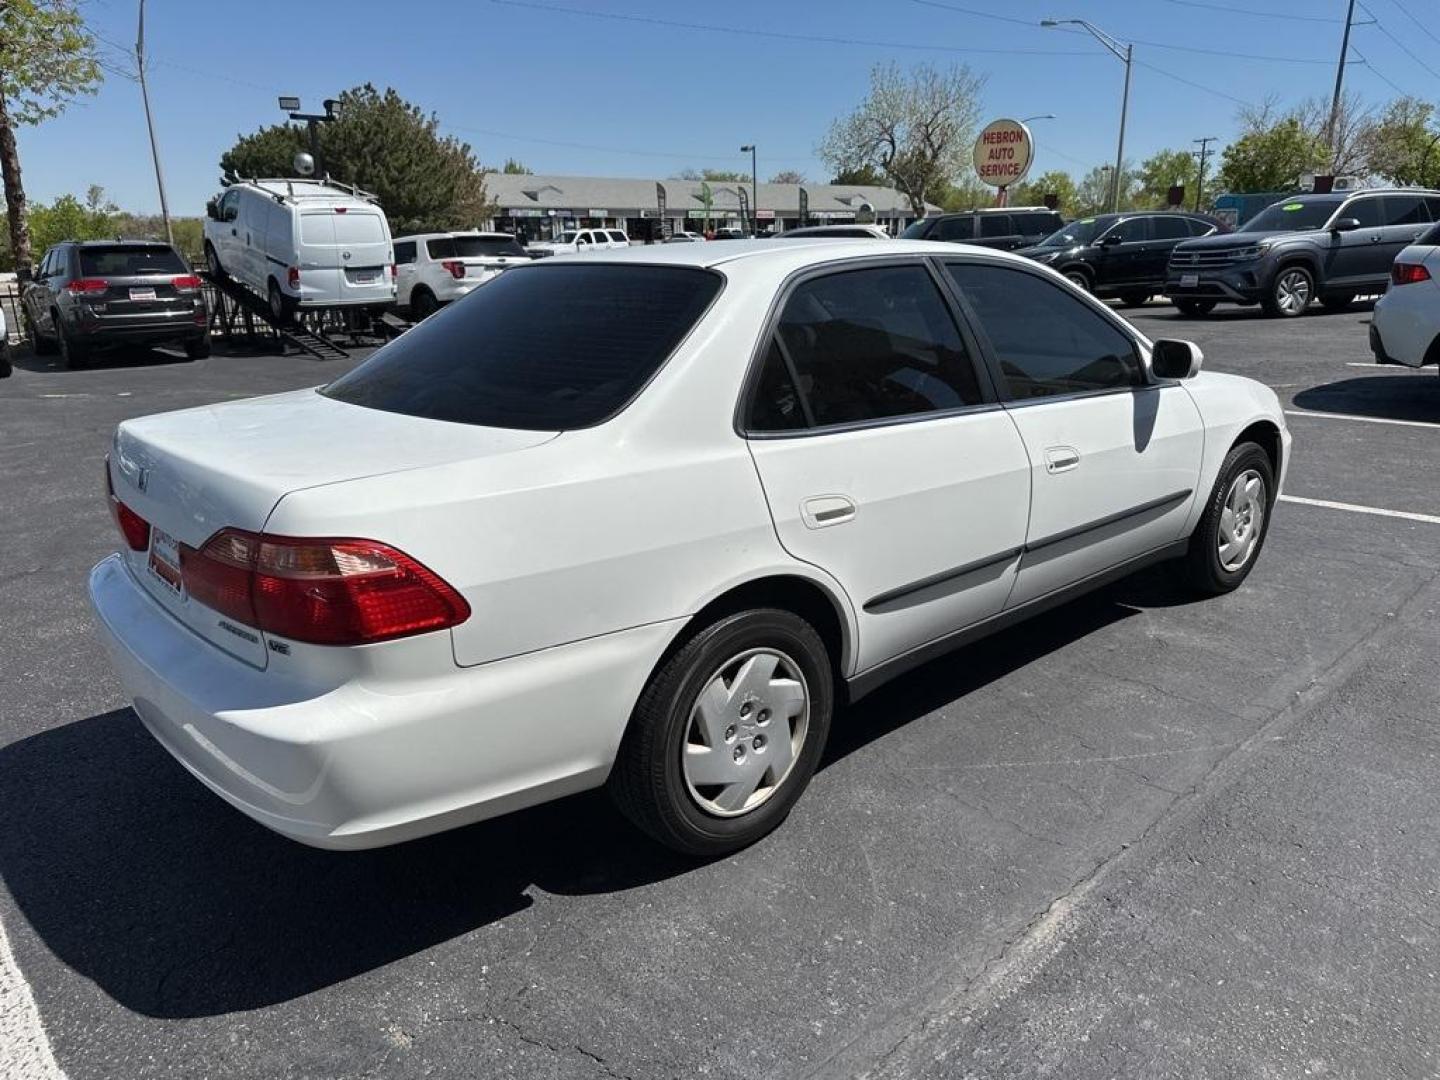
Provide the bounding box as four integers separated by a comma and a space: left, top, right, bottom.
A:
1101, 232, 1124, 246
1151, 338, 1204, 380
1332, 217, 1361, 233
205, 198, 219, 221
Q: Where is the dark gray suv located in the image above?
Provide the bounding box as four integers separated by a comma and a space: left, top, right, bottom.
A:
1166, 190, 1440, 317
21, 240, 210, 367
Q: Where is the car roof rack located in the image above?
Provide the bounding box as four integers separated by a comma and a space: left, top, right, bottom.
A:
239, 176, 382, 207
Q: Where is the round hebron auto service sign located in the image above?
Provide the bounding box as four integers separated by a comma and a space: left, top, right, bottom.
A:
973, 118, 1034, 188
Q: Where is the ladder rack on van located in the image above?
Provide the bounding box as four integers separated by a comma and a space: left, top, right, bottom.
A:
240, 176, 382, 207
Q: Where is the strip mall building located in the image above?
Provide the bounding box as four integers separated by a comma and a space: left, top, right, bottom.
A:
481, 173, 939, 240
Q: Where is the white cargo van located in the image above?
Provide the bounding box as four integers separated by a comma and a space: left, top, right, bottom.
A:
203, 179, 396, 324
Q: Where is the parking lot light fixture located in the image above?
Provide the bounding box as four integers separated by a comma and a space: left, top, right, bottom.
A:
1042, 18, 1132, 213
741, 144, 757, 235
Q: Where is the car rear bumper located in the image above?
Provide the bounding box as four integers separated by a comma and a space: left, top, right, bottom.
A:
89, 554, 681, 849
73, 310, 208, 343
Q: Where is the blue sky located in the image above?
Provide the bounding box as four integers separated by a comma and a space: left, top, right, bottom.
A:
22, 0, 1440, 214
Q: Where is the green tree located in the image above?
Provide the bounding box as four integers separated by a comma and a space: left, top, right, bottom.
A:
27, 190, 117, 256
1218, 117, 1326, 193
1136, 147, 1214, 209
769, 169, 807, 184
1012, 170, 1078, 216
1073, 163, 1140, 215
829, 163, 885, 185
675, 168, 749, 182
1364, 97, 1440, 187
938, 175, 994, 212
220, 84, 494, 233
502, 157, 533, 174
0, 0, 103, 274
819, 61, 987, 217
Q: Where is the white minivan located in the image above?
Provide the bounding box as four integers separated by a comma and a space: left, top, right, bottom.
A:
203, 179, 396, 324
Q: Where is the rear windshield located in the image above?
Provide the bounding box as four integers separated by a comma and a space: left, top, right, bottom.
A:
333, 212, 385, 244
78, 245, 186, 276
427, 235, 526, 259
1241, 199, 1337, 232
322, 264, 723, 430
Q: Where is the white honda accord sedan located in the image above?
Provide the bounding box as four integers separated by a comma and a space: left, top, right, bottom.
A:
91, 240, 1290, 856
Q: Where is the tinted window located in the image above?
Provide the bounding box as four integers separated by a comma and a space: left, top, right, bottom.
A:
219, 190, 240, 222
1105, 217, 1150, 243
978, 214, 1013, 239
1382, 194, 1430, 226
746, 338, 808, 432
395, 241, 417, 264
1151, 216, 1191, 240
899, 218, 934, 239
323, 265, 720, 430
935, 216, 975, 241
607, 231, 628, 243
1013, 211, 1060, 233
78, 245, 186, 277
1187, 217, 1218, 237
1421, 221, 1440, 246
458, 235, 526, 257
771, 265, 982, 427
1242, 199, 1338, 232
1344, 198, 1383, 228
946, 263, 1141, 399
1426, 197, 1440, 223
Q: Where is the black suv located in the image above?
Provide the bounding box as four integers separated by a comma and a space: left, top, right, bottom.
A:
1016, 211, 1228, 306
900, 206, 1064, 251
1166, 189, 1440, 317
21, 240, 210, 367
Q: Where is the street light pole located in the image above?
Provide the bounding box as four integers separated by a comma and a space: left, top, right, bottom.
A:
1042, 19, 1132, 213
740, 144, 757, 235
135, 0, 174, 247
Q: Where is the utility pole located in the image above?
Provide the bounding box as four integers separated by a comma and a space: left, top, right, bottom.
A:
135, 0, 174, 246
1192, 136, 1217, 212
1041, 20, 1132, 213
1326, 0, 1357, 171
740, 144, 757, 235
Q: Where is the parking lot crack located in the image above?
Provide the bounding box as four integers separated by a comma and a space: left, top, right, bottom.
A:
429, 1011, 636, 1080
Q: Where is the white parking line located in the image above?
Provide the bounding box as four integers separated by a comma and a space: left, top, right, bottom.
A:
1283, 409, 1439, 430
0, 918, 66, 1079
1280, 494, 1440, 525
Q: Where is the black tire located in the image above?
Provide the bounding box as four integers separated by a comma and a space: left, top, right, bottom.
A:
0, 343, 11, 378
1261, 265, 1314, 318
27, 310, 57, 355
608, 608, 834, 857
267, 279, 293, 326
1178, 441, 1275, 596
410, 287, 439, 320
1320, 292, 1355, 312
1119, 291, 1151, 308
1174, 298, 1218, 317
204, 242, 227, 282
1062, 268, 1093, 293
56, 319, 89, 370
184, 336, 211, 361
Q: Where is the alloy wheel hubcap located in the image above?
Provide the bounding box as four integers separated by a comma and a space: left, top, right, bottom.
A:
1218, 469, 1266, 572
682, 647, 809, 817
1276, 271, 1310, 314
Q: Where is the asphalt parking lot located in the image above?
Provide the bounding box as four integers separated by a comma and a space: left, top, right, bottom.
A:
1, 302, 1438, 1080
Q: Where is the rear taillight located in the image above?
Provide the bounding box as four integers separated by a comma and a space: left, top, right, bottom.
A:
180, 529, 470, 646
66, 278, 108, 295
287, 266, 301, 289
172, 274, 202, 292
104, 457, 150, 552
388, 262, 396, 278
441, 260, 465, 280
1391, 262, 1431, 285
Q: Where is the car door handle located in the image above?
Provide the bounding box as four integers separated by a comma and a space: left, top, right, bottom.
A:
1045, 446, 1081, 474
801, 495, 856, 529
230, 228, 237, 236
1370, 234, 1383, 243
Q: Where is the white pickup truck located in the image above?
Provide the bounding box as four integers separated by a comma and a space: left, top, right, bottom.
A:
527, 228, 630, 257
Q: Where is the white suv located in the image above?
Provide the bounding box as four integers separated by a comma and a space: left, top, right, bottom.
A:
528, 228, 630, 257
394, 231, 530, 318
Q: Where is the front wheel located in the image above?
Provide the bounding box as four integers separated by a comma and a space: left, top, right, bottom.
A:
608, 608, 833, 857
1320, 292, 1355, 312
1063, 269, 1092, 293
1178, 441, 1275, 595
1174, 298, 1218, 317
1262, 266, 1314, 318
1119, 291, 1151, 308
204, 242, 227, 282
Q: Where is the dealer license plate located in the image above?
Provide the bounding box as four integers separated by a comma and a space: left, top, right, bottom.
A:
1180, 274, 1199, 289
129, 287, 157, 301
148, 527, 183, 596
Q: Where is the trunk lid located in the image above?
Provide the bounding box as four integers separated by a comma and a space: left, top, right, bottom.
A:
298, 207, 393, 305
109, 389, 557, 667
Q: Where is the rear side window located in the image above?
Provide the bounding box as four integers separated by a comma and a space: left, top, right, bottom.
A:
78, 245, 186, 276
448, 235, 525, 258
1382, 194, 1430, 226
978, 215, 1013, 239
947, 263, 1141, 399
1188, 217, 1218, 236
395, 241, 417, 264
1013, 211, 1059, 233
1151, 217, 1191, 240
607, 231, 628, 243
750, 264, 983, 430
323, 265, 722, 430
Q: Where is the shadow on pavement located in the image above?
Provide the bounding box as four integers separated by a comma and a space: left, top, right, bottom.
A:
1293, 374, 1440, 424
9, 342, 196, 374
0, 570, 1181, 1018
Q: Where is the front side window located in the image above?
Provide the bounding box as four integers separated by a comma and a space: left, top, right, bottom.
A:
324, 265, 721, 430
752, 264, 983, 430
1341, 198, 1383, 229
947, 263, 1142, 400
219, 190, 240, 222
935, 216, 975, 242
1103, 217, 1150, 244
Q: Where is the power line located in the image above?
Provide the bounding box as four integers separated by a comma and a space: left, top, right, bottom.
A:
1388, 0, 1440, 46
1126, 36, 1348, 65
1162, 0, 1343, 23
1361, 4, 1440, 82
909, 0, 1081, 31
1133, 58, 1255, 108
1347, 45, 1410, 96
487, 0, 1106, 56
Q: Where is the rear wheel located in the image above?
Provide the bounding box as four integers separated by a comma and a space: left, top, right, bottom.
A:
27, 309, 57, 355
1119, 291, 1151, 307
608, 608, 833, 857
57, 322, 89, 370
410, 287, 438, 320
184, 336, 211, 361
1320, 291, 1356, 312
1178, 441, 1275, 595
267, 279, 293, 326
1174, 298, 1217, 317
1262, 266, 1314, 317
